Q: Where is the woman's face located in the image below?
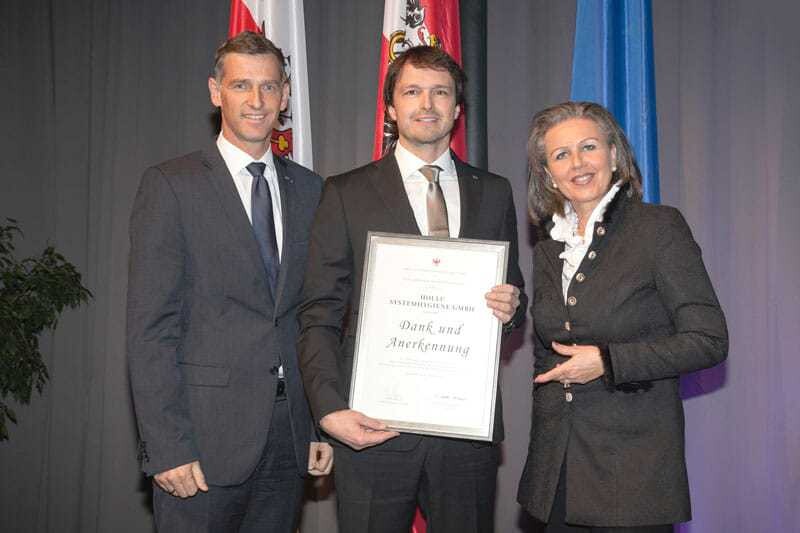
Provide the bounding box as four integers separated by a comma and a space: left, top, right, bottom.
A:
543, 117, 617, 219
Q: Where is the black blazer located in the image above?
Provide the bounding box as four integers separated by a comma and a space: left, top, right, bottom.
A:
517, 186, 728, 526
127, 147, 322, 485
297, 153, 527, 447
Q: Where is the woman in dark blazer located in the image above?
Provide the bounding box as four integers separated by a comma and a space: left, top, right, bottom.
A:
517, 102, 728, 532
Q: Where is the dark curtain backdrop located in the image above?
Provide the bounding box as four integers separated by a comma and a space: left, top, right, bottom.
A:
1, 1, 797, 532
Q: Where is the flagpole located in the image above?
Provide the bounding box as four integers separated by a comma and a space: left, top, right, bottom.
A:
460, 0, 487, 170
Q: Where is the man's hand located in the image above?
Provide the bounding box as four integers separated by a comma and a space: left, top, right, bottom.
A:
153, 460, 208, 498
308, 442, 334, 476
533, 342, 604, 385
319, 409, 399, 450
485, 283, 521, 324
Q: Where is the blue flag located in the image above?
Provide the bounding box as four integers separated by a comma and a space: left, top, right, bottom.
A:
570, 0, 660, 203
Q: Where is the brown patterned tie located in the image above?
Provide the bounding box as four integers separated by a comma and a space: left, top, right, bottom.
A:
420, 165, 449, 237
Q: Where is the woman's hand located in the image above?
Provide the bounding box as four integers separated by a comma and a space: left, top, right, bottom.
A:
533, 342, 605, 385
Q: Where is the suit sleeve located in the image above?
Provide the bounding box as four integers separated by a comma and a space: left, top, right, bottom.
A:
126, 167, 198, 476
608, 209, 729, 383
297, 178, 352, 423
500, 180, 528, 330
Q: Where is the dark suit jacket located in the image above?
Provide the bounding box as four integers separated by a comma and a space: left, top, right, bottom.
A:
517, 186, 728, 526
127, 147, 322, 486
297, 153, 527, 449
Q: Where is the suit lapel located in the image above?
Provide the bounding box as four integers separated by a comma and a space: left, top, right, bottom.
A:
272, 155, 294, 313
453, 156, 482, 239
201, 147, 274, 309
535, 185, 634, 286
368, 155, 421, 235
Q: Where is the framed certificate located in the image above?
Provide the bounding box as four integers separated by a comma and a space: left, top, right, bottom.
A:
348, 232, 509, 441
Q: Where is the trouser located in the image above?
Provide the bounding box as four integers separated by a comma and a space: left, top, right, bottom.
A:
334, 436, 500, 533
153, 397, 304, 533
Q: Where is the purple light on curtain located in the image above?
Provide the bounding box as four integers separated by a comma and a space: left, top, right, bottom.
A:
569, 0, 660, 203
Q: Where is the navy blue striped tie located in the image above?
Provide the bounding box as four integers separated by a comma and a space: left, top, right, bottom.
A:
247, 162, 280, 297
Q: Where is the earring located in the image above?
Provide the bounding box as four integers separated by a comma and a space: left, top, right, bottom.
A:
551, 181, 558, 189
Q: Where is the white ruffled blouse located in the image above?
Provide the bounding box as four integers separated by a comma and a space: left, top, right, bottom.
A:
549, 183, 622, 303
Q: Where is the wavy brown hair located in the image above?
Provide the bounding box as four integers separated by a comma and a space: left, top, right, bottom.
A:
526, 101, 643, 224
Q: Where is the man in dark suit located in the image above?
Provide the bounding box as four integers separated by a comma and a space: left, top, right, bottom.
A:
127, 32, 330, 532
297, 47, 527, 532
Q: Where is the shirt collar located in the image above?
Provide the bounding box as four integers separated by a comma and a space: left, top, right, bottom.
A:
216, 133, 276, 178
550, 182, 622, 243
393, 141, 456, 181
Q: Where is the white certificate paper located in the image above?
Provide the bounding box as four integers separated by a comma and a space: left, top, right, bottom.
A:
349, 232, 509, 441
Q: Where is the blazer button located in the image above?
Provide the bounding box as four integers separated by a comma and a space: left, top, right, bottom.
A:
587, 250, 597, 260
567, 296, 577, 306
564, 321, 571, 331
596, 226, 606, 236
575, 272, 586, 283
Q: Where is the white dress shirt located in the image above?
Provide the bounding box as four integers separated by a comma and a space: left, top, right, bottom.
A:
394, 142, 461, 238
216, 134, 284, 259
217, 134, 286, 377
550, 182, 621, 302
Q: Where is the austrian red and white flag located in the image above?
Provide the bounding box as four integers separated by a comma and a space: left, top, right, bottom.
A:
229, 0, 314, 169
373, 0, 466, 161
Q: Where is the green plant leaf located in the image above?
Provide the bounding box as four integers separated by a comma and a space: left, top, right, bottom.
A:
0, 218, 90, 440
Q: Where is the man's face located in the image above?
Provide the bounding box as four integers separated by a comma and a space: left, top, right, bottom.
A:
208, 52, 288, 159
387, 63, 460, 159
